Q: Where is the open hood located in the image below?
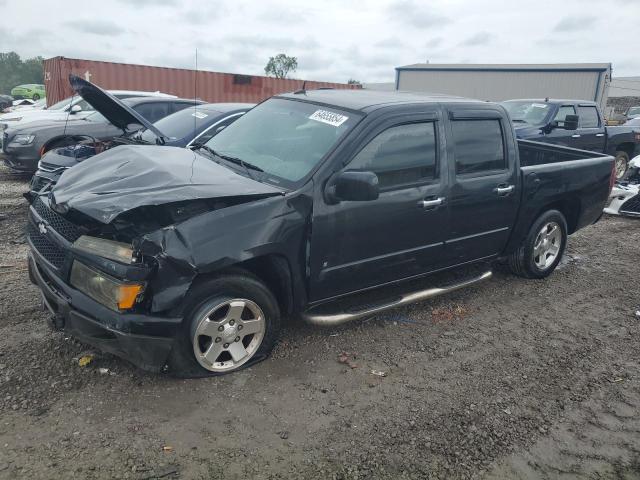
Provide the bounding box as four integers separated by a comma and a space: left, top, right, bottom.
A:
50, 145, 283, 224
69, 74, 167, 140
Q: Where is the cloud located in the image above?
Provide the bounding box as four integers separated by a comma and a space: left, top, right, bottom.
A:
553, 16, 597, 32
459, 32, 493, 46
115, 0, 177, 5
375, 37, 405, 49
425, 37, 443, 49
387, 0, 451, 28
65, 20, 126, 36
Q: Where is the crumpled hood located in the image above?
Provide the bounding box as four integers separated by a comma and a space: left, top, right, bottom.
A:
51, 145, 283, 224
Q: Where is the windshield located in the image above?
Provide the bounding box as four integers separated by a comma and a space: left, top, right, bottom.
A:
83, 111, 109, 123
47, 97, 73, 110
203, 98, 360, 186
501, 101, 552, 125
139, 105, 216, 143
628, 107, 640, 116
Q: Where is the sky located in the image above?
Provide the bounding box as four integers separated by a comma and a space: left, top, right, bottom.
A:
1, 0, 639, 83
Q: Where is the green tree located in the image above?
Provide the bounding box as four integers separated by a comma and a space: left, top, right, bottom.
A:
264, 54, 298, 79
0, 52, 44, 95
347, 78, 362, 85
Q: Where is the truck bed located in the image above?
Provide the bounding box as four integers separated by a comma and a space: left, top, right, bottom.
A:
518, 139, 609, 167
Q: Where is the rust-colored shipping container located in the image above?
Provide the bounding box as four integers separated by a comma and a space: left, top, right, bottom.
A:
43, 56, 360, 106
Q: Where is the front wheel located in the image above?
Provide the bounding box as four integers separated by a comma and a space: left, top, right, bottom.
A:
614, 151, 629, 180
508, 210, 568, 279
32, 93, 40, 101
167, 271, 281, 377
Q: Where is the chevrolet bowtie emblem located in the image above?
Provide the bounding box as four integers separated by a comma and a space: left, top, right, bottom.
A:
38, 222, 48, 235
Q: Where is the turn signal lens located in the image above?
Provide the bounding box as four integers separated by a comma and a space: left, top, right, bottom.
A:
117, 284, 144, 310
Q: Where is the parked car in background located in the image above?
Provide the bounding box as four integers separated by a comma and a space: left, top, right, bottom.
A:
501, 99, 640, 179
11, 84, 45, 100
0, 95, 13, 111
625, 106, 640, 121
26, 90, 614, 375
2, 85, 201, 172
30, 78, 252, 193
604, 154, 640, 217
0, 89, 177, 128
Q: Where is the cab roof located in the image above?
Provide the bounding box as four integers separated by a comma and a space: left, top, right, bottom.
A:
276, 89, 484, 113
503, 98, 598, 106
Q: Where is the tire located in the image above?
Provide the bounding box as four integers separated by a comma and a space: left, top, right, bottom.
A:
614, 151, 630, 180
166, 270, 281, 377
32, 94, 40, 101
508, 210, 568, 279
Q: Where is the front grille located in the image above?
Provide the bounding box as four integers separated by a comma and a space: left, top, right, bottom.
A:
620, 194, 640, 215
38, 162, 67, 173
32, 197, 82, 242
27, 222, 66, 269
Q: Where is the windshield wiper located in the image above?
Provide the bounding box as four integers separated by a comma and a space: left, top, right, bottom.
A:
197, 145, 264, 177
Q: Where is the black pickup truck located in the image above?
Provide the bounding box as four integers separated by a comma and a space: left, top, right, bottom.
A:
501, 99, 640, 180
27, 90, 615, 376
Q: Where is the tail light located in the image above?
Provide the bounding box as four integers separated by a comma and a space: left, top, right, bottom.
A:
609, 160, 616, 194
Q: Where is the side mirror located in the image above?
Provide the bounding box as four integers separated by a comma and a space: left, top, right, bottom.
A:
70, 104, 82, 114
563, 114, 579, 131
326, 170, 379, 204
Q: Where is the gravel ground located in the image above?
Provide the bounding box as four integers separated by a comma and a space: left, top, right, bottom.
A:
0, 165, 639, 479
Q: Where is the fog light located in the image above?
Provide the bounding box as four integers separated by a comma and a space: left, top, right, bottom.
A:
70, 261, 143, 311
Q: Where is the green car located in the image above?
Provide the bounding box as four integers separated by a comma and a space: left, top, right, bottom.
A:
10, 84, 46, 100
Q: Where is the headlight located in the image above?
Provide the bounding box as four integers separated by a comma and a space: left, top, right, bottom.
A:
10, 134, 35, 145
73, 235, 136, 264
70, 261, 144, 311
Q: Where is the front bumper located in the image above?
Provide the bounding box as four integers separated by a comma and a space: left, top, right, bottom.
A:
604, 184, 640, 217
27, 201, 182, 372
2, 145, 40, 172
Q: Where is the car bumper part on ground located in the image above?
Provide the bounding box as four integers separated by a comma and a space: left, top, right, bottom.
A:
604, 184, 640, 217
26, 200, 181, 371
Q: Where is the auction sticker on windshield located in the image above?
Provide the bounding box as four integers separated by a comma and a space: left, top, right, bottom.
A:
309, 110, 349, 127
192, 112, 208, 119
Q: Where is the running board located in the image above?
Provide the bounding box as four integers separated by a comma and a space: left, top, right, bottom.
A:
302, 270, 492, 326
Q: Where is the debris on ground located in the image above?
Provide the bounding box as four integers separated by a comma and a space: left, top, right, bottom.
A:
431, 304, 469, 323
337, 351, 358, 369
370, 370, 387, 377
77, 354, 94, 367
162, 446, 173, 452
98, 368, 109, 375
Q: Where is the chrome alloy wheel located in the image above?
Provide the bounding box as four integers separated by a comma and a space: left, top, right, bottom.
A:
533, 221, 562, 270
192, 299, 266, 372
615, 155, 628, 180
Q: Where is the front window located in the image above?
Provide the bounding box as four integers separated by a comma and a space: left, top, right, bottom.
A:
627, 107, 640, 117
47, 97, 73, 110
204, 98, 361, 187
501, 101, 552, 126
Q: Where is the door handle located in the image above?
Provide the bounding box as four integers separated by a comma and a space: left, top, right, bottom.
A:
421, 197, 445, 208
571, 134, 581, 138
595, 133, 605, 137
494, 185, 514, 196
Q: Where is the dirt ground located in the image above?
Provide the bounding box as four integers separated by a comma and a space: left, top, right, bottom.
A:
0, 165, 639, 480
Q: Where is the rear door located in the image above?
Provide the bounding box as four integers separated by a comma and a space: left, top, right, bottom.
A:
444, 106, 520, 264
576, 104, 606, 152
309, 109, 449, 300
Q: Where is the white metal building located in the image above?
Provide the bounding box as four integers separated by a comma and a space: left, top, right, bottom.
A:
395, 63, 612, 109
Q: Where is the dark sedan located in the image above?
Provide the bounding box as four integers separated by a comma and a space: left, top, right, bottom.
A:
31, 103, 253, 194
1, 96, 200, 172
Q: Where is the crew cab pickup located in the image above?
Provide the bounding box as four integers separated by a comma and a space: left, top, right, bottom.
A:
501, 99, 640, 180
27, 90, 615, 376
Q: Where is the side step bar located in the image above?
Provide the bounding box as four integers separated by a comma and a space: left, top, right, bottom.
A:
302, 270, 492, 326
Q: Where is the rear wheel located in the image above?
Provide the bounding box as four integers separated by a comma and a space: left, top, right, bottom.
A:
508, 210, 567, 279
32, 93, 40, 101
614, 151, 630, 180
166, 271, 281, 377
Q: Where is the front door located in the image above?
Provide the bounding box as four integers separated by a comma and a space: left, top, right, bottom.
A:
309, 111, 449, 301
444, 107, 520, 264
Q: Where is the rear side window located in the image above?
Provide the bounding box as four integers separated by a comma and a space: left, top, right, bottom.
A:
348, 122, 437, 189
577, 106, 600, 128
134, 102, 171, 123
452, 119, 505, 175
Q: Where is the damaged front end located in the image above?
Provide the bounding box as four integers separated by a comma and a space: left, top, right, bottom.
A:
605, 155, 640, 217
27, 145, 288, 371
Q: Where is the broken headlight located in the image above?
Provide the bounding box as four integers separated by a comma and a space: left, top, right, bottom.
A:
73, 236, 136, 264
70, 261, 143, 311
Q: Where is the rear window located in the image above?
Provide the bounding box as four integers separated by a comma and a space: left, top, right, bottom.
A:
577, 106, 600, 128
452, 119, 506, 175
